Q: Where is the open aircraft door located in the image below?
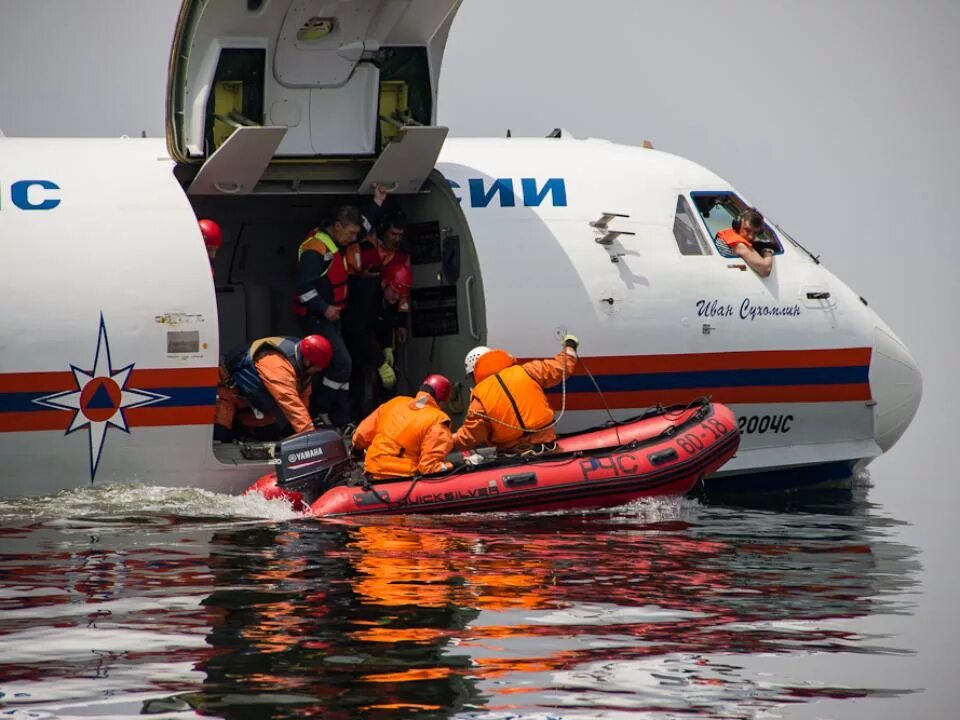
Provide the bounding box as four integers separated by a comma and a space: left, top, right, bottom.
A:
166, 0, 463, 176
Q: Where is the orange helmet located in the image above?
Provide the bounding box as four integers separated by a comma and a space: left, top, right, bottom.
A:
298, 335, 333, 370
198, 219, 222, 249
381, 262, 412, 294
421, 374, 452, 402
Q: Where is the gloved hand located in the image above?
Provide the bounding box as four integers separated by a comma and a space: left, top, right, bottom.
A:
377, 361, 397, 389
465, 452, 485, 467
563, 333, 580, 351
383, 347, 395, 367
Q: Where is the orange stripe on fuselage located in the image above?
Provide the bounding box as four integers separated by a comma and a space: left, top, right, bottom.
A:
0, 367, 219, 393
0, 372, 75, 393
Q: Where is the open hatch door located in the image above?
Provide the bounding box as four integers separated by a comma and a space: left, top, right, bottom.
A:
358, 125, 449, 194
167, 0, 463, 166
188, 125, 287, 195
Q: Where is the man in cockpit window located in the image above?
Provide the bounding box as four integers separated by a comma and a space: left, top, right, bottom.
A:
715, 208, 775, 277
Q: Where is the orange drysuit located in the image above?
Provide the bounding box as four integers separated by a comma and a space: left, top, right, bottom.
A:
215, 348, 314, 435
453, 349, 578, 451
353, 391, 454, 479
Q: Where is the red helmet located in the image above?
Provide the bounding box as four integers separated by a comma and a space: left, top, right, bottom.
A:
421, 374, 452, 402
299, 335, 333, 370
381, 262, 412, 293
198, 219, 222, 249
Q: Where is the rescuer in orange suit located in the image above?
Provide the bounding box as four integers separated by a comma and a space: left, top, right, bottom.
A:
352, 374, 457, 480
453, 336, 580, 453
214, 335, 333, 443
715, 208, 775, 277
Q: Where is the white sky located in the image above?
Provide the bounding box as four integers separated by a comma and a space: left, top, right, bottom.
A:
1, 4, 958, 712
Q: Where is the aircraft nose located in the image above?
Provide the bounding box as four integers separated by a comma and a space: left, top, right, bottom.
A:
870, 324, 922, 452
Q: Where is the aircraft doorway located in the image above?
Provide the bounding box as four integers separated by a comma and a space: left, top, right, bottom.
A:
177, 170, 485, 464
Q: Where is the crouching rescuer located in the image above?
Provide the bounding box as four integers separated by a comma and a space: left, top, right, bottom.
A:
454, 335, 580, 454
351, 375, 458, 480
215, 335, 334, 442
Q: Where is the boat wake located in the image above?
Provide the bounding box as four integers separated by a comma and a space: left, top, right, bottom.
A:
0, 482, 303, 526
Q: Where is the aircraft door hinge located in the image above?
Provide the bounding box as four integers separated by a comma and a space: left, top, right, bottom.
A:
590, 212, 634, 245
596, 230, 636, 246
590, 212, 629, 230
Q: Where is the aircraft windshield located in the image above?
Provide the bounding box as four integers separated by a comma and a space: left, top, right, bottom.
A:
690, 191, 781, 256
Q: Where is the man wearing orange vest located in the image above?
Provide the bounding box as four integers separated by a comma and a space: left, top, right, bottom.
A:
296, 205, 363, 428
352, 374, 456, 479
715, 208, 775, 277
453, 336, 580, 453
215, 335, 333, 442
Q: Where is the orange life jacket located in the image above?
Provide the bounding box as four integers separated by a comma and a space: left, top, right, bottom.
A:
473, 349, 515, 384
716, 227, 753, 253
298, 229, 349, 308
345, 239, 384, 275
364, 394, 451, 478
471, 364, 555, 446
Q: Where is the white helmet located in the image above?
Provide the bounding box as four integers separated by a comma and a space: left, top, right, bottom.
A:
464, 345, 491, 375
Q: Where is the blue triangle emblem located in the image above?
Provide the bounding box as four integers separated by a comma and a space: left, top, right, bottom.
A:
87, 382, 117, 410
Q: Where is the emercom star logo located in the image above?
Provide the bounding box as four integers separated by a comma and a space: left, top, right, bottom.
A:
33, 314, 167, 481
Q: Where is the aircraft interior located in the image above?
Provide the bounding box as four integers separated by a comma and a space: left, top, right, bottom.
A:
180, 173, 485, 462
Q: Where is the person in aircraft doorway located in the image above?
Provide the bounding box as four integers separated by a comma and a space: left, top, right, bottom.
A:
295, 204, 363, 430
453, 336, 580, 455
352, 374, 457, 480
343, 258, 414, 419
214, 335, 334, 443
714, 208, 775, 277
345, 209, 412, 314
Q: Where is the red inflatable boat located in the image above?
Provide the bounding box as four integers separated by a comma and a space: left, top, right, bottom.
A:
245, 399, 740, 517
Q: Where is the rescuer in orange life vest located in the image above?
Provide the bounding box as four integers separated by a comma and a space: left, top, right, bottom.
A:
715, 208, 775, 277
296, 205, 363, 428
214, 335, 333, 443
352, 374, 457, 480
453, 335, 580, 453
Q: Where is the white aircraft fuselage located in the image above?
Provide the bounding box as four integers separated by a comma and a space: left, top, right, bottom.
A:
0, 0, 921, 497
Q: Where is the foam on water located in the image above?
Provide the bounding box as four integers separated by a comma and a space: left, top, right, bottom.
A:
0, 482, 304, 525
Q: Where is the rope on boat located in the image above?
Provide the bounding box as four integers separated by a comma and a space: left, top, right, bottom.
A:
467, 339, 571, 436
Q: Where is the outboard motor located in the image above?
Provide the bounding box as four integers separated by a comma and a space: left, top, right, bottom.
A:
276, 429, 354, 506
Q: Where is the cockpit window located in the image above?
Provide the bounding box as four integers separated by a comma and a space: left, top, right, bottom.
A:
673, 196, 712, 255
690, 191, 782, 257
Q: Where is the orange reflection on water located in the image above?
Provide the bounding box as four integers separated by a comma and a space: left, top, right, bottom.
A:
349, 626, 453, 643
361, 666, 454, 683
360, 702, 444, 711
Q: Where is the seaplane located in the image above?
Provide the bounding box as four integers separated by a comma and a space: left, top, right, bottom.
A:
0, 0, 921, 498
